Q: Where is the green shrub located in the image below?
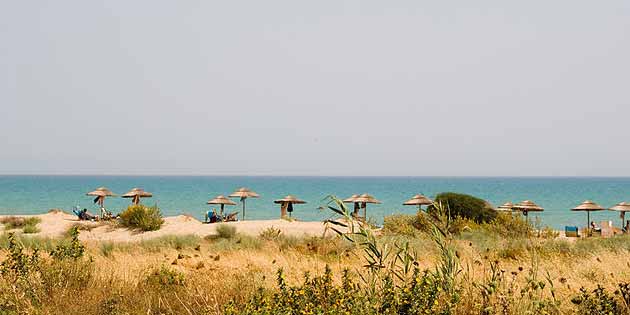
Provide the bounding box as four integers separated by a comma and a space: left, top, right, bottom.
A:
382, 214, 417, 236
119, 204, 164, 231
216, 224, 237, 239
50, 226, 85, 260
0, 233, 60, 251
484, 212, 532, 237
22, 224, 40, 234
1, 216, 41, 231
571, 285, 623, 314
429, 192, 497, 223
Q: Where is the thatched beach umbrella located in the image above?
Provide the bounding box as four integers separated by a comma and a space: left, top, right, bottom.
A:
403, 194, 433, 211
274, 195, 306, 218
121, 188, 152, 205
207, 195, 237, 216
354, 193, 381, 219
571, 200, 605, 234
86, 187, 115, 208
609, 202, 630, 229
512, 200, 543, 220
496, 202, 515, 212
343, 194, 361, 217
229, 187, 260, 220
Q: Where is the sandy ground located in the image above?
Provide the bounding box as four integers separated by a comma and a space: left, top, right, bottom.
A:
0, 211, 334, 242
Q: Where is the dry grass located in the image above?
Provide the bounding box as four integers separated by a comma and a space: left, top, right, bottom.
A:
2, 226, 630, 314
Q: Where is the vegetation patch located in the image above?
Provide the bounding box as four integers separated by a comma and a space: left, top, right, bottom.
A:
430, 192, 497, 223
144, 265, 186, 287
1, 216, 41, 233
382, 214, 418, 236
119, 204, 164, 231
259, 226, 283, 241
215, 224, 237, 239
139, 234, 201, 251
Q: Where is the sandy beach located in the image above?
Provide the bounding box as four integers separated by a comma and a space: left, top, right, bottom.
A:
0, 211, 334, 242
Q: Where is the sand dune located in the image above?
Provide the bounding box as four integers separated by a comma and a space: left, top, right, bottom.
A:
0, 211, 333, 242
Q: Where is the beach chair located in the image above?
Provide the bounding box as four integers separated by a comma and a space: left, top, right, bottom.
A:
72, 208, 82, 219
225, 212, 239, 222
564, 226, 579, 237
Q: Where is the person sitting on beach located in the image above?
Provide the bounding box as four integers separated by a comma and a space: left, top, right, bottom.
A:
79, 208, 97, 221
624, 220, 630, 234
205, 209, 218, 223
590, 221, 601, 232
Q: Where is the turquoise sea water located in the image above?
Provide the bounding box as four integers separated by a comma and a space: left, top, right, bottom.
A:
1, 176, 629, 229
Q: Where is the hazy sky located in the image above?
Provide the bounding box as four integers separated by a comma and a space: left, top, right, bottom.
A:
1, 1, 629, 176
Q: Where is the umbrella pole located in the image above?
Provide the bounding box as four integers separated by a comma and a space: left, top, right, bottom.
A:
243, 198, 246, 220
524, 211, 529, 237
220, 204, 224, 217
587, 211, 590, 237
623, 212, 626, 233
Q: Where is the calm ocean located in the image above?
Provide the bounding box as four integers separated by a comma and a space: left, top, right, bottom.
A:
1, 176, 629, 229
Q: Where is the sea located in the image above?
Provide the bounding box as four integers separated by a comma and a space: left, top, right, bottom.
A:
1, 176, 629, 229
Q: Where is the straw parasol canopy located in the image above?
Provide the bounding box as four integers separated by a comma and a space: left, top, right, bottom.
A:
207, 195, 237, 216
571, 200, 605, 233
496, 202, 515, 212
343, 194, 361, 217
121, 188, 152, 205
343, 194, 360, 203
512, 200, 543, 219
229, 187, 260, 220
86, 187, 115, 197
274, 195, 306, 218
355, 193, 381, 204
353, 193, 381, 219
86, 187, 115, 207
274, 195, 307, 204
609, 202, 630, 228
403, 194, 433, 211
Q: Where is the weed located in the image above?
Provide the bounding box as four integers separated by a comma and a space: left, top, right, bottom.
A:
259, 226, 282, 241
144, 265, 185, 287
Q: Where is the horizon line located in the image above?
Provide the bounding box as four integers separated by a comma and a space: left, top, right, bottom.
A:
2, 174, 630, 179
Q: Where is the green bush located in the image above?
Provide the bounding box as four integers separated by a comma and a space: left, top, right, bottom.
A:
382, 214, 418, 236
22, 224, 40, 234
484, 212, 532, 237
429, 192, 497, 223
119, 204, 164, 232
571, 285, 624, 314
1, 216, 41, 231
216, 224, 237, 239
50, 226, 85, 260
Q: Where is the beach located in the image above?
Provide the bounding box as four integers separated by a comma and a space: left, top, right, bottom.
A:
0, 210, 335, 242
2, 176, 630, 229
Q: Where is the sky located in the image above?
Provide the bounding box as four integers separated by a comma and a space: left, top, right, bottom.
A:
1, 1, 629, 176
